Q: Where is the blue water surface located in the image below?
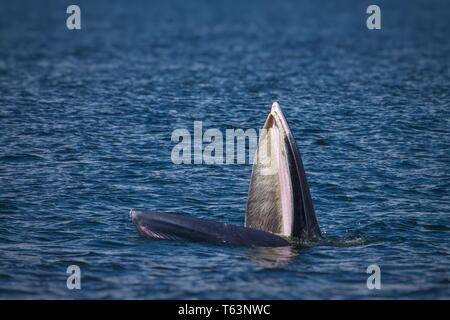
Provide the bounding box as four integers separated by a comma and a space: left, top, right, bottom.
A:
0, 0, 449, 299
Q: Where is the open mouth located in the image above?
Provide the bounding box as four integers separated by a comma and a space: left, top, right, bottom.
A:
246, 102, 321, 240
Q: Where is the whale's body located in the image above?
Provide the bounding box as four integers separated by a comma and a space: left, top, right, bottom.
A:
130, 102, 321, 247
130, 210, 289, 247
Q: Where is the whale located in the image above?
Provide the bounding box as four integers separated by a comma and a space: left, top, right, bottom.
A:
130, 102, 321, 247
130, 210, 290, 246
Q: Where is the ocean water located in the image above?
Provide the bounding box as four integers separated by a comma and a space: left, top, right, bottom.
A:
0, 0, 449, 299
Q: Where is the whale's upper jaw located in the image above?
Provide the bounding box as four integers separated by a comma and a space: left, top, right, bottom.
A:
246, 102, 322, 241
130, 208, 290, 247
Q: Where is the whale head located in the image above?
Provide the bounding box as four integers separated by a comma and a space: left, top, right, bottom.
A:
246, 102, 321, 241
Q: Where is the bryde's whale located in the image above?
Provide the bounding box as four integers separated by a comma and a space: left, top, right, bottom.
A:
130, 102, 321, 247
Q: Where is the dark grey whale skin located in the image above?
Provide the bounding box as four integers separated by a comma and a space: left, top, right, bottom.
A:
130, 209, 289, 247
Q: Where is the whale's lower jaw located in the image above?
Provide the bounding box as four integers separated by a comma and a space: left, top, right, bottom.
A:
246, 102, 322, 241
130, 209, 289, 247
